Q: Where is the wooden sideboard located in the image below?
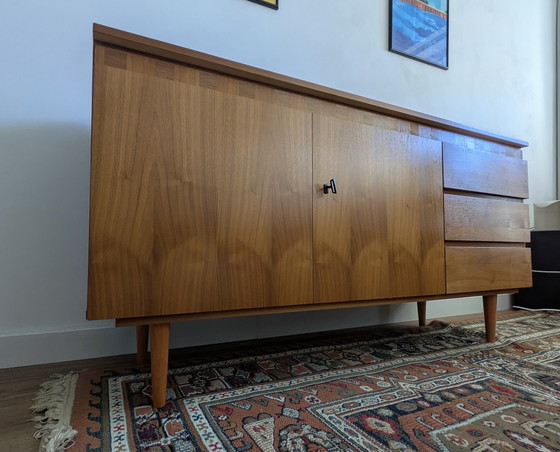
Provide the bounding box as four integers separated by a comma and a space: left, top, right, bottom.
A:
87, 24, 532, 408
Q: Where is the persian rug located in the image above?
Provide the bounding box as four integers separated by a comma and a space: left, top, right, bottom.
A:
33, 311, 560, 451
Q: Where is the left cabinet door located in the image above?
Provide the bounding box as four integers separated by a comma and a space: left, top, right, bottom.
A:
88, 46, 314, 319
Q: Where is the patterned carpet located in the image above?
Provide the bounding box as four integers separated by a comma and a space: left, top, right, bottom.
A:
35, 312, 560, 451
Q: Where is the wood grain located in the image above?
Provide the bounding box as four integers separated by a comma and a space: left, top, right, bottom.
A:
136, 325, 149, 364
444, 194, 530, 242
212, 90, 313, 313
483, 294, 498, 342
313, 114, 445, 303
150, 323, 170, 408
446, 246, 532, 293
88, 44, 313, 319
443, 143, 529, 198
115, 288, 517, 326
87, 29, 532, 386
92, 24, 528, 148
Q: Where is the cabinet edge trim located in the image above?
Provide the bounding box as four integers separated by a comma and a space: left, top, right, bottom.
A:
114, 290, 517, 327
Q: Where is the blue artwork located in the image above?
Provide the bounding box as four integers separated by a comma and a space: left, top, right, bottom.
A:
390, 0, 448, 68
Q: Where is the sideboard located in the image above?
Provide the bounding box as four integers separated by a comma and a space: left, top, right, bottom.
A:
87, 24, 532, 408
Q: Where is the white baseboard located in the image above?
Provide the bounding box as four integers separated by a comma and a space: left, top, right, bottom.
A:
0, 327, 137, 369
0, 296, 511, 369
0, 316, 261, 369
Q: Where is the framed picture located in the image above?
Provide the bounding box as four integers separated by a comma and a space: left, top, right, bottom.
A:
389, 0, 448, 69
248, 0, 278, 9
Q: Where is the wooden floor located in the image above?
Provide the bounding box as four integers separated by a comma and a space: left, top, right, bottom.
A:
0, 310, 524, 452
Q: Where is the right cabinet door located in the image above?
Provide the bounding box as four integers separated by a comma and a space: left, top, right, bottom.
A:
313, 113, 445, 303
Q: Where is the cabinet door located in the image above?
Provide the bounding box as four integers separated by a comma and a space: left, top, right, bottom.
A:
88, 48, 313, 319
313, 114, 445, 303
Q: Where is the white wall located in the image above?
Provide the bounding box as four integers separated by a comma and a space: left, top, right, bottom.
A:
0, 0, 556, 368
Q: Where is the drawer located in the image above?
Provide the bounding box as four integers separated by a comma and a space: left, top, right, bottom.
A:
443, 143, 528, 198
444, 194, 530, 242
446, 246, 532, 293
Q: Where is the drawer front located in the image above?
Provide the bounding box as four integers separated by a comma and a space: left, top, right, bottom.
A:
443, 144, 528, 198
446, 246, 532, 293
444, 194, 530, 242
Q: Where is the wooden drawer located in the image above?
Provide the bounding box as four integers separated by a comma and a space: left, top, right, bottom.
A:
443, 144, 528, 198
444, 194, 530, 242
446, 246, 532, 293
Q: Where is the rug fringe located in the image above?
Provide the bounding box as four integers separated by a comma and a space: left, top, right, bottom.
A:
31, 372, 79, 452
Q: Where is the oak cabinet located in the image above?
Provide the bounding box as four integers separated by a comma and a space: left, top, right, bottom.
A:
87, 25, 532, 407
88, 44, 447, 319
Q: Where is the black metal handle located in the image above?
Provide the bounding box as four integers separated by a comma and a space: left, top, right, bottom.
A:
323, 178, 337, 194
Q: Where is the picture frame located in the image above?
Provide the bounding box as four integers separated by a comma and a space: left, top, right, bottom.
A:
389, 0, 449, 69
247, 0, 278, 10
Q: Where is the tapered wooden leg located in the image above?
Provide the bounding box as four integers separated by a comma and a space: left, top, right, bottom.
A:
417, 301, 427, 327
150, 323, 170, 408
136, 325, 149, 364
483, 294, 498, 343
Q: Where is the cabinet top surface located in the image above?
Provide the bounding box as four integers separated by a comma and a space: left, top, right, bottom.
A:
92, 23, 528, 149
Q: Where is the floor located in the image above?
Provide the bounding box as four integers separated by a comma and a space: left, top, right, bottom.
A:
0, 310, 523, 451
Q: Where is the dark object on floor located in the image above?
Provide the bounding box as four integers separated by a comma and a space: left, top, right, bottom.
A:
514, 230, 560, 310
